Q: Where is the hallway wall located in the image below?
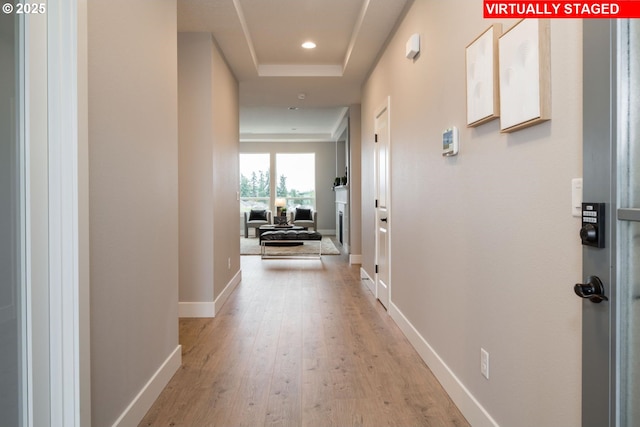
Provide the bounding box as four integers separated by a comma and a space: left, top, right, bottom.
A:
87, 1, 180, 425
210, 35, 241, 301
178, 32, 241, 312
361, 2, 582, 426
348, 105, 363, 260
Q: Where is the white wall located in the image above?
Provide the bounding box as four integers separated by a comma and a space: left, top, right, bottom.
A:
240, 140, 338, 233
87, 1, 180, 425
348, 105, 362, 259
178, 32, 240, 312
210, 35, 241, 300
178, 33, 214, 303
362, 2, 582, 426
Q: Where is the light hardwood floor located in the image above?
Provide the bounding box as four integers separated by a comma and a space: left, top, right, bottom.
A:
139, 251, 469, 427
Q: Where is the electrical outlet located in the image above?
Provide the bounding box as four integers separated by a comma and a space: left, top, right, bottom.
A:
481, 348, 489, 379
227, 257, 231, 270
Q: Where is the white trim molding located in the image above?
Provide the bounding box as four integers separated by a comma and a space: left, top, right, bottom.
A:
178, 302, 215, 318
360, 267, 375, 295
349, 254, 362, 265
45, 1, 91, 426
179, 269, 242, 318
111, 345, 182, 427
214, 269, 242, 314
389, 302, 499, 427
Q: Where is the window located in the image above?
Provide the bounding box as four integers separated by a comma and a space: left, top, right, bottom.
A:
239, 152, 316, 225
276, 153, 315, 210
239, 153, 270, 213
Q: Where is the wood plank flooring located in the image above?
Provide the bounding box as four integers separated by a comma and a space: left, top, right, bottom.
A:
139, 252, 470, 427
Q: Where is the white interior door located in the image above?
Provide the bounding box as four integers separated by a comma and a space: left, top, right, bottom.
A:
375, 99, 390, 309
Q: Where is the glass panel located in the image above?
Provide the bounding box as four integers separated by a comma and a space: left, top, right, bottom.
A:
619, 222, 640, 426
239, 153, 271, 212
0, 10, 23, 427
618, 19, 640, 427
275, 153, 315, 210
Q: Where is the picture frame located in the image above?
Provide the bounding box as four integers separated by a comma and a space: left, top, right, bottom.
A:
498, 19, 551, 133
466, 24, 502, 127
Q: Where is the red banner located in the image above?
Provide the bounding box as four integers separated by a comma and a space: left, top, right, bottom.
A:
484, 1, 640, 18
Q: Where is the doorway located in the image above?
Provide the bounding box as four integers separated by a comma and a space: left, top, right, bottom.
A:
374, 98, 390, 309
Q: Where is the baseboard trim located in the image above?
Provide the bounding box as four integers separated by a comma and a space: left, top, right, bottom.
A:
349, 254, 362, 265
389, 303, 499, 427
360, 267, 375, 295
112, 344, 181, 427
179, 269, 242, 318
214, 269, 242, 314
178, 301, 214, 318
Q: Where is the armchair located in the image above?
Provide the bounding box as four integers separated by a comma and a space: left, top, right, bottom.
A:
290, 208, 317, 231
244, 209, 272, 238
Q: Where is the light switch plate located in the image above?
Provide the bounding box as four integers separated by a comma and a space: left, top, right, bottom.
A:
572, 178, 583, 217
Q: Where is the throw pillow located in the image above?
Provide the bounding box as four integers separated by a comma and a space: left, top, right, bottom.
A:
295, 208, 312, 221
249, 209, 267, 221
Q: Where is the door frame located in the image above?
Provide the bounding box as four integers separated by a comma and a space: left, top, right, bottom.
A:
46, 1, 91, 425
581, 19, 619, 427
23, 3, 91, 426
374, 97, 391, 308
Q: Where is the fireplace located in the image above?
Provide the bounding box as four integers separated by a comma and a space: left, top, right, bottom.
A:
335, 186, 348, 250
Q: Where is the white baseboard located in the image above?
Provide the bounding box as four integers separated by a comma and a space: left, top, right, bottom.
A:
214, 269, 242, 314
349, 254, 362, 265
178, 301, 214, 318
112, 345, 182, 427
179, 269, 242, 318
360, 267, 375, 295
389, 303, 499, 427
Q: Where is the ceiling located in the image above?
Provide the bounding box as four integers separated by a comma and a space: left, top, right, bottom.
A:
177, 0, 411, 142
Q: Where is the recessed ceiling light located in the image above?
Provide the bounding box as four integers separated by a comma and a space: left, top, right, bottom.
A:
301, 41, 316, 49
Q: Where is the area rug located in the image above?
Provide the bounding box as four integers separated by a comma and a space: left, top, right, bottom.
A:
240, 236, 341, 256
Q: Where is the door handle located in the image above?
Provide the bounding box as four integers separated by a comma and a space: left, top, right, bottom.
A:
574, 276, 608, 303
380, 217, 388, 222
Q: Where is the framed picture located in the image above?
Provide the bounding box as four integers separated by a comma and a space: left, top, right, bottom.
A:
498, 19, 551, 133
466, 24, 502, 127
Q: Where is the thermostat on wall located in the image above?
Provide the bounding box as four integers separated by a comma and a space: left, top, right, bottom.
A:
406, 33, 420, 59
442, 126, 459, 157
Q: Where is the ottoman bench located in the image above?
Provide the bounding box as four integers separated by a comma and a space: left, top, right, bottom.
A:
260, 230, 323, 259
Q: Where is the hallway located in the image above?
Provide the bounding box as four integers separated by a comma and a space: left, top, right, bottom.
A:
139, 253, 469, 426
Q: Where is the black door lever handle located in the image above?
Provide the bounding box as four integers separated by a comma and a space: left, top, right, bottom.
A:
380, 218, 388, 222
574, 276, 608, 303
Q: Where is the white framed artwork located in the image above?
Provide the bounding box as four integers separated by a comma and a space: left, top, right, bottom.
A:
466, 24, 502, 127
498, 19, 551, 133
